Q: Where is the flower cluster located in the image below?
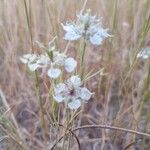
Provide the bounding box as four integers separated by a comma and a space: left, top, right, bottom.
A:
20, 9, 110, 109
137, 47, 150, 59
53, 75, 93, 110
62, 9, 111, 45
20, 47, 77, 79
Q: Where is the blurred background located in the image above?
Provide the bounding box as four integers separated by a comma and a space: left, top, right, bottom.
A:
0, 0, 150, 149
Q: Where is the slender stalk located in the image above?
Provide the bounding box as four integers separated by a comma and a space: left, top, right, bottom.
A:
123, 12, 150, 83
72, 125, 150, 137
80, 39, 87, 79
52, 123, 81, 150
35, 71, 48, 149
51, 124, 150, 149
23, 0, 34, 52
137, 63, 150, 140
51, 79, 58, 122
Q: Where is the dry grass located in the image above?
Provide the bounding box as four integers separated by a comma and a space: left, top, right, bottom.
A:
0, 0, 150, 149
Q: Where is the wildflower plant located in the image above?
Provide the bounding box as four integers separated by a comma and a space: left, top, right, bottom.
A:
19, 8, 111, 150
62, 9, 111, 45
53, 75, 93, 110
62, 9, 111, 80
20, 43, 77, 78
0, 0, 149, 149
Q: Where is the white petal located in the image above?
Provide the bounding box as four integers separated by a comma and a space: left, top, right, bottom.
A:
20, 57, 28, 64
143, 55, 149, 59
68, 99, 81, 110
62, 24, 81, 41
20, 54, 36, 64
64, 32, 81, 41
90, 27, 111, 45
53, 95, 64, 103
62, 24, 73, 32
47, 68, 61, 78
68, 75, 81, 88
98, 28, 111, 38
80, 87, 92, 101
23, 54, 33, 59
28, 63, 40, 71
54, 83, 66, 93
64, 57, 77, 72
53, 51, 66, 65
37, 54, 50, 65
90, 34, 103, 45
137, 47, 150, 59
28, 54, 37, 63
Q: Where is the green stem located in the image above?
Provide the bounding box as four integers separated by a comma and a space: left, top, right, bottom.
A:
51, 79, 58, 122
23, 0, 34, 52
135, 63, 150, 133
80, 39, 87, 79
35, 71, 48, 149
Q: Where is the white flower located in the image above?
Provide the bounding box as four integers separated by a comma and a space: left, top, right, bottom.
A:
53, 83, 67, 102
68, 99, 81, 110
47, 68, 61, 79
20, 54, 37, 64
64, 57, 77, 72
80, 87, 92, 101
20, 44, 77, 78
20, 54, 40, 71
53, 75, 93, 110
67, 75, 82, 88
62, 24, 82, 41
53, 51, 66, 66
36, 54, 50, 67
28, 63, 40, 71
89, 26, 110, 45
62, 9, 111, 45
137, 47, 150, 59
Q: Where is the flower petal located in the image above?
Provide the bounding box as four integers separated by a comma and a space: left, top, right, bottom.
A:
62, 24, 81, 41
98, 28, 111, 38
68, 99, 81, 110
20, 57, 28, 64
28, 63, 40, 71
64, 32, 81, 41
20, 54, 37, 64
90, 33, 103, 45
64, 57, 77, 72
47, 68, 61, 78
53, 51, 66, 65
80, 87, 92, 101
54, 83, 66, 93
53, 95, 65, 103
67, 75, 81, 88
36, 54, 50, 66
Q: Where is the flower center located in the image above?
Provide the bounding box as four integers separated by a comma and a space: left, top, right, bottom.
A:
69, 89, 75, 96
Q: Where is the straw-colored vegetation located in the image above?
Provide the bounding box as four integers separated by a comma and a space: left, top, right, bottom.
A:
0, 0, 150, 149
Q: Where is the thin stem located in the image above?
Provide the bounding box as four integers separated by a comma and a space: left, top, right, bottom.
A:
81, 40, 86, 66
51, 79, 58, 122
35, 71, 48, 149
80, 0, 88, 14
23, 0, 34, 52
51, 124, 81, 150
72, 125, 150, 137
80, 39, 87, 79
51, 124, 150, 149
135, 63, 150, 126
123, 12, 150, 83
